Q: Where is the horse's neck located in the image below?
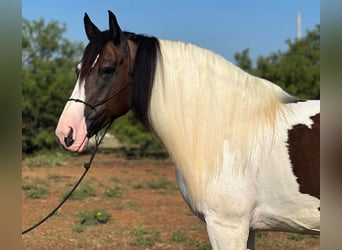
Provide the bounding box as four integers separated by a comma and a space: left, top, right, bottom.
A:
148, 39, 286, 205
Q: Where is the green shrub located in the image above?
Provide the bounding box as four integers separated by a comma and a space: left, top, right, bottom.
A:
133, 182, 144, 189
22, 178, 49, 199
111, 111, 166, 157
73, 224, 85, 233
170, 230, 187, 243
67, 183, 96, 200
103, 186, 122, 198
47, 174, 61, 182
22, 181, 34, 191
77, 209, 111, 226
196, 241, 212, 250
22, 150, 72, 167
287, 233, 306, 241
25, 186, 49, 199
129, 222, 161, 247
147, 177, 176, 190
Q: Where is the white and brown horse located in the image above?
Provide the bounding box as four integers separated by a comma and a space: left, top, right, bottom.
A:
56, 11, 320, 249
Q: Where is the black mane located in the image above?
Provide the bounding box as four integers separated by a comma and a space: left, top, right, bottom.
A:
80, 31, 113, 81
124, 32, 160, 130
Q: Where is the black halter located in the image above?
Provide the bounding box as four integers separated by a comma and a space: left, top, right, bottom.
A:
67, 81, 131, 111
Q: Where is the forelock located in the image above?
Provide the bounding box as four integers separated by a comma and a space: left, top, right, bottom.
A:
80, 31, 112, 80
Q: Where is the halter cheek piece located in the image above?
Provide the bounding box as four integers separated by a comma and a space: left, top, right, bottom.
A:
67, 80, 131, 112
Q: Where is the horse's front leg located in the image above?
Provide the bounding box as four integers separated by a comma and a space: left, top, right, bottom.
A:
205, 214, 251, 250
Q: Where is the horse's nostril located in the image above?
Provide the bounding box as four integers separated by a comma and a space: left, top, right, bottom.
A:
64, 128, 74, 147
64, 136, 74, 147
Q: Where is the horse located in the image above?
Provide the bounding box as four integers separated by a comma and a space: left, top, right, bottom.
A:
55, 11, 320, 249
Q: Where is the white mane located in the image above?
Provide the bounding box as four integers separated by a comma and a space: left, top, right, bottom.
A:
148, 40, 288, 205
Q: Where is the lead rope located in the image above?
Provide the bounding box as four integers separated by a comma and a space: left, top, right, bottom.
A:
22, 120, 114, 235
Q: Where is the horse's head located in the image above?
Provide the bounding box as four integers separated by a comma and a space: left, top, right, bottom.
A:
55, 11, 133, 152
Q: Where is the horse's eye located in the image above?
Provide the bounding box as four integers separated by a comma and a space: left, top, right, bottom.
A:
99, 66, 116, 76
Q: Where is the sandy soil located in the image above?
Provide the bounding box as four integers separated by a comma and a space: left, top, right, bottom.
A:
22, 153, 319, 249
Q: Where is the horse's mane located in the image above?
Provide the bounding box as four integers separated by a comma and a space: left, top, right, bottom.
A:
124, 32, 160, 129
80, 31, 113, 81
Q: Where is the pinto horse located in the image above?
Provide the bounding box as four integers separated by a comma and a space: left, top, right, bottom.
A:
56, 11, 320, 249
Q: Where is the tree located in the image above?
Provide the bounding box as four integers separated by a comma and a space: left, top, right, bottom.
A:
22, 18, 83, 154
235, 25, 320, 99
234, 48, 253, 73
111, 111, 166, 157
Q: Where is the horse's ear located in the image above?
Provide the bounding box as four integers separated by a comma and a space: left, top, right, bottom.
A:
84, 13, 100, 41
108, 10, 122, 45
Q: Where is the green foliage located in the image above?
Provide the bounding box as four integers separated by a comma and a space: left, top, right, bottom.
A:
255, 231, 319, 249
132, 182, 144, 189
47, 174, 61, 182
22, 150, 72, 167
111, 111, 166, 157
195, 242, 212, 250
170, 230, 188, 243
22, 18, 83, 154
234, 48, 253, 73
24, 187, 49, 199
73, 224, 85, 233
22, 178, 49, 199
129, 222, 161, 247
74, 208, 112, 232
67, 182, 97, 200
147, 177, 176, 190
102, 186, 122, 198
21, 181, 33, 191
235, 25, 320, 100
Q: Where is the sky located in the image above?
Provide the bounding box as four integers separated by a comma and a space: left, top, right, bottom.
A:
22, 0, 320, 63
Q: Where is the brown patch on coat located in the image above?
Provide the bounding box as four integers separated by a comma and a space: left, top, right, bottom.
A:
287, 113, 320, 199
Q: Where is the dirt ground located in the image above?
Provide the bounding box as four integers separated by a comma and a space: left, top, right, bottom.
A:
22, 152, 319, 249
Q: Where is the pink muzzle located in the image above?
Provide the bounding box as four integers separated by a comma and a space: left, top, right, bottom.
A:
55, 101, 89, 153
